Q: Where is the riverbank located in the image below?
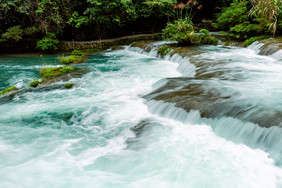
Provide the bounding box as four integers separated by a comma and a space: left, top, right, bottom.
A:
0, 34, 162, 53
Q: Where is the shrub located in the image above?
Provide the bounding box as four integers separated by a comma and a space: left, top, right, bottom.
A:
0, 86, 17, 96
60, 55, 79, 64
65, 83, 74, 89
199, 29, 210, 35
250, 0, 281, 36
214, 0, 249, 30
29, 80, 39, 88
162, 19, 194, 44
40, 66, 75, 81
36, 33, 59, 51
2, 25, 23, 42
72, 50, 83, 56
229, 22, 259, 39
157, 46, 172, 56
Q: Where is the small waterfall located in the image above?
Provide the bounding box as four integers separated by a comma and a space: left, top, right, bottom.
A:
248, 41, 282, 61
126, 44, 196, 77
146, 100, 282, 166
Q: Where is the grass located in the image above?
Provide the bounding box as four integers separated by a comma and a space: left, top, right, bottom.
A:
0, 86, 17, 96
40, 66, 75, 81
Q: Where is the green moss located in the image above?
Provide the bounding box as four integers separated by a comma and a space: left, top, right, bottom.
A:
200, 35, 218, 45
40, 66, 75, 81
244, 36, 270, 47
157, 46, 172, 56
72, 50, 83, 56
60, 55, 80, 64
65, 83, 75, 89
0, 86, 17, 96
29, 80, 39, 88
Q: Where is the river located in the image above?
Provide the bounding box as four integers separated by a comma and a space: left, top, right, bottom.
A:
0, 41, 282, 188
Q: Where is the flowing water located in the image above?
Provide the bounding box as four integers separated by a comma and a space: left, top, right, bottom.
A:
0, 41, 282, 188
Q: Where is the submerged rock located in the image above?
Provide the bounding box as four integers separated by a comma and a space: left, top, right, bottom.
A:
144, 78, 282, 128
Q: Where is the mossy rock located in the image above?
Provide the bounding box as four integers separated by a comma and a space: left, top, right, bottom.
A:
244, 36, 271, 47
0, 86, 17, 96
29, 80, 39, 88
40, 66, 75, 81
65, 83, 74, 89
157, 46, 172, 56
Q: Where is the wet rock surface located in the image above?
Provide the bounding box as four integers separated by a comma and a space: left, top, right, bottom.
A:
144, 78, 282, 128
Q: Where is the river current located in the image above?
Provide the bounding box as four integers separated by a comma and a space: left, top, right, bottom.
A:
0, 42, 282, 188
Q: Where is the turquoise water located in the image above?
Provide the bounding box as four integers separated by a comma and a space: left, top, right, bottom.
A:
0, 45, 282, 188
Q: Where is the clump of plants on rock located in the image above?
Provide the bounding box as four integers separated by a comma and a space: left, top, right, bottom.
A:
40, 66, 75, 81
29, 80, 39, 88
64, 83, 75, 89
162, 0, 218, 45
157, 46, 172, 56
0, 86, 17, 96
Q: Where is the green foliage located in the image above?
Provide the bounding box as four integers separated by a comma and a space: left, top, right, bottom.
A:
163, 21, 218, 45
2, 25, 23, 42
24, 26, 40, 36
65, 83, 74, 89
162, 19, 194, 44
199, 29, 210, 35
157, 46, 172, 56
40, 66, 75, 81
67, 11, 87, 28
72, 50, 83, 56
229, 22, 259, 39
60, 55, 79, 64
0, 86, 17, 96
244, 35, 270, 46
250, 0, 281, 36
214, 0, 249, 30
36, 33, 59, 51
29, 80, 39, 88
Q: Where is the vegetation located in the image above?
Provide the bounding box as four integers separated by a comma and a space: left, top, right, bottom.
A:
0, 86, 17, 96
0, 0, 280, 50
60, 55, 80, 64
29, 80, 39, 88
158, 46, 172, 56
36, 33, 59, 51
40, 66, 75, 81
244, 35, 270, 46
65, 83, 75, 89
213, 0, 281, 39
72, 50, 83, 56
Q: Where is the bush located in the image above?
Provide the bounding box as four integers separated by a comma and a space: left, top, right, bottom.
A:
157, 46, 172, 56
0, 86, 17, 96
72, 50, 83, 56
36, 33, 59, 51
199, 29, 210, 35
214, 0, 249, 30
60, 55, 79, 64
65, 83, 74, 89
2, 25, 23, 42
162, 19, 194, 44
40, 66, 75, 81
29, 80, 39, 88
